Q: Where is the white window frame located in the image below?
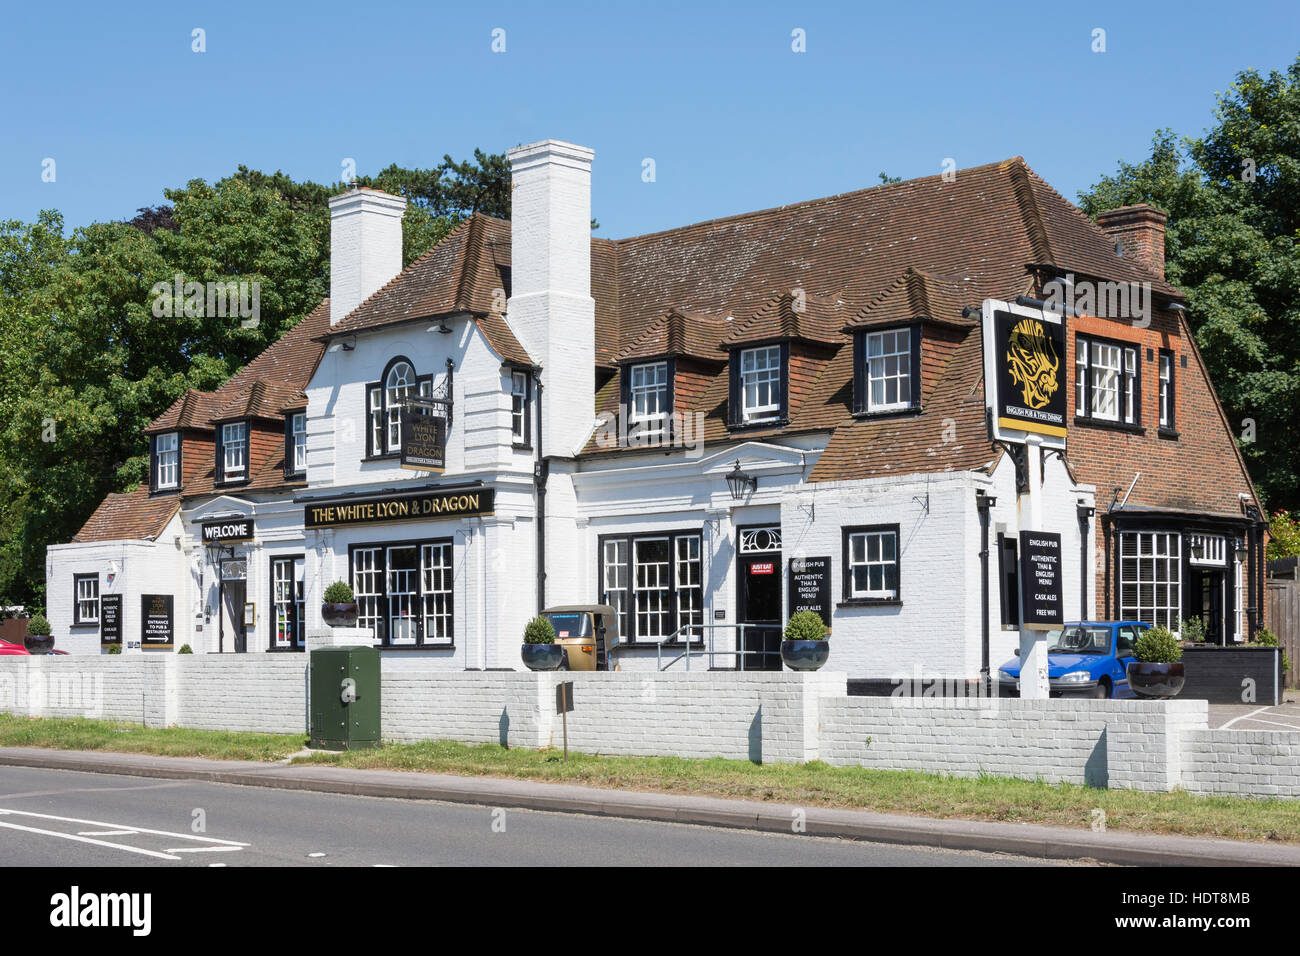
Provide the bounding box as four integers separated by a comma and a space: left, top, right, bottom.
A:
291, 413, 307, 473
865, 328, 912, 412
1159, 352, 1173, 428
74, 574, 100, 625
1119, 531, 1182, 632
421, 542, 454, 645
271, 556, 304, 649
739, 346, 782, 423
1077, 337, 1138, 425
155, 432, 179, 490
629, 361, 669, 438
221, 422, 247, 480
353, 547, 383, 642
675, 535, 703, 641
511, 371, 529, 441
845, 528, 899, 600
386, 545, 419, 646
633, 537, 672, 640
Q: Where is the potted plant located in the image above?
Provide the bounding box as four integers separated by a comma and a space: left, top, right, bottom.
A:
521, 615, 564, 671
1127, 625, 1185, 698
23, 614, 54, 655
780, 610, 830, 671
1179, 616, 1207, 645
322, 581, 359, 627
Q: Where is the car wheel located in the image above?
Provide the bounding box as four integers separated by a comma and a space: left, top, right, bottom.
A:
1093, 681, 1110, 699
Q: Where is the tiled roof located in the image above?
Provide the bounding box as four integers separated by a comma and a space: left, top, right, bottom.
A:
613, 309, 732, 365
212, 379, 310, 423
720, 291, 851, 349
74, 486, 179, 542
847, 268, 980, 330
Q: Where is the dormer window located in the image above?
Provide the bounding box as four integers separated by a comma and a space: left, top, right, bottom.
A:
151, 432, 180, 491
218, 421, 248, 482
628, 361, 670, 438
738, 346, 782, 424
366, 357, 433, 457
510, 370, 531, 445
853, 325, 920, 416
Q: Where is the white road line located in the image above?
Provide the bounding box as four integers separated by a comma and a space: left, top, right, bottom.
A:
0, 820, 181, 861
78, 829, 139, 837
1220, 706, 1271, 730
1236, 717, 1300, 730
0, 808, 247, 846
165, 846, 243, 853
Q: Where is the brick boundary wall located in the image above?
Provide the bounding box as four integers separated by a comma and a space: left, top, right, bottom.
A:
1, 658, 1297, 799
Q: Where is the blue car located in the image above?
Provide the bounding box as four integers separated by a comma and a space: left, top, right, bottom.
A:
996, 621, 1148, 699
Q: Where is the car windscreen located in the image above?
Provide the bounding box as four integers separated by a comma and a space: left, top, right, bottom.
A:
543, 613, 591, 639
1049, 626, 1110, 654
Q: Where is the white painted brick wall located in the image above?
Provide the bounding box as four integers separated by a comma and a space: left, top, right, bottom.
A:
175, 656, 307, 734
1181, 729, 1300, 799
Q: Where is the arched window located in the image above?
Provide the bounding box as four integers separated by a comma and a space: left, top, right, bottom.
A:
366, 357, 432, 456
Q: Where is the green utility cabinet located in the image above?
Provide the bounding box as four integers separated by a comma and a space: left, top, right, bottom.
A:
309, 645, 381, 750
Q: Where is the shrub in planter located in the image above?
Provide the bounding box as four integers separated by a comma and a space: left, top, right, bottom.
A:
322, 581, 358, 627
23, 613, 54, 654
1179, 616, 1207, 644
781, 609, 830, 671
1127, 625, 1185, 698
521, 616, 564, 670
106, 643, 122, 655
178, 644, 193, 654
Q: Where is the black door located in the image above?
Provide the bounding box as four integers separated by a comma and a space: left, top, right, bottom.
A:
1190, 569, 1225, 644
738, 553, 782, 670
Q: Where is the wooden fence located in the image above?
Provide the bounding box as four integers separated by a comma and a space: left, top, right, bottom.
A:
1266, 568, 1299, 689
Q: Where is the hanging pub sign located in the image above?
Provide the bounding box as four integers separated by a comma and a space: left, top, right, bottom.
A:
141, 594, 174, 646
304, 487, 495, 529
201, 518, 254, 543
788, 556, 832, 628
400, 409, 447, 473
99, 594, 122, 645
982, 298, 1067, 448
1017, 531, 1063, 630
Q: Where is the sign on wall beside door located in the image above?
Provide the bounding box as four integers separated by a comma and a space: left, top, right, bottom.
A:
141, 594, 174, 646
100, 594, 122, 645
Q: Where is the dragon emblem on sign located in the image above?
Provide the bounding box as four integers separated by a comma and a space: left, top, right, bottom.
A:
1005, 317, 1060, 410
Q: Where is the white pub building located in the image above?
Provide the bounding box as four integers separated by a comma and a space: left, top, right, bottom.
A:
46, 141, 1266, 691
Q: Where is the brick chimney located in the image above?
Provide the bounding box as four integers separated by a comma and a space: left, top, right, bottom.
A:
506, 140, 596, 456
1096, 204, 1167, 281
328, 186, 406, 324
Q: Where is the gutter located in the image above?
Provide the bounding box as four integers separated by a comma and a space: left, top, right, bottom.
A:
534, 372, 546, 615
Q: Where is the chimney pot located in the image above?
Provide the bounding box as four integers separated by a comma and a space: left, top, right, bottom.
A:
328, 187, 406, 324
1096, 203, 1167, 281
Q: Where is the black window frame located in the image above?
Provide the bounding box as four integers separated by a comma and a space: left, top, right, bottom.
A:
597, 528, 705, 646
1074, 332, 1142, 431
852, 323, 922, 417
73, 572, 100, 626
268, 553, 306, 652
215, 419, 251, 485
348, 536, 455, 649
727, 343, 789, 429
1158, 348, 1178, 437
149, 430, 182, 494
510, 368, 532, 448
620, 358, 676, 443
365, 356, 433, 459
839, 523, 903, 607
284, 410, 307, 480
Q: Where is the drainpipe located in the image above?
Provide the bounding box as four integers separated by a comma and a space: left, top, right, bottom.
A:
1103, 516, 1113, 620
1077, 503, 1094, 620
1247, 518, 1260, 640
533, 371, 547, 615
976, 490, 995, 689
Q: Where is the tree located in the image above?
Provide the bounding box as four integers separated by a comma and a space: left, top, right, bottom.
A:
1078, 56, 1300, 510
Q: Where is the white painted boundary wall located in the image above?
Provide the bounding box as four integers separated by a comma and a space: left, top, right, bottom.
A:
0, 658, 1296, 799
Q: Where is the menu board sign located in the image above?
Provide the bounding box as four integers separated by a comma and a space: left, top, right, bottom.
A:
1018, 531, 1063, 630
99, 594, 122, 645
788, 556, 832, 628
141, 594, 174, 646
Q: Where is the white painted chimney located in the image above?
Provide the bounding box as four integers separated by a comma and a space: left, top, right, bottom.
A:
506, 140, 596, 456
327, 186, 406, 325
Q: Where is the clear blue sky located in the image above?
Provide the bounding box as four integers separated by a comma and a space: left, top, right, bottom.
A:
3, 0, 1297, 238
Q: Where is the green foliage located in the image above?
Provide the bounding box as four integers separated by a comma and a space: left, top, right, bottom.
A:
784, 609, 828, 641
1077, 56, 1300, 510
26, 614, 50, 636
1268, 511, 1300, 560
524, 616, 556, 645
177, 644, 193, 654
1180, 616, 1208, 644
106, 643, 121, 655
1255, 627, 1278, 646
323, 581, 354, 604
0, 150, 509, 611
1135, 626, 1183, 663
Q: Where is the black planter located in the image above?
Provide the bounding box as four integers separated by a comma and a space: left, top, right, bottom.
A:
1126, 661, 1186, 699
322, 602, 359, 627
23, 633, 54, 655
781, 639, 829, 671
521, 643, 565, 671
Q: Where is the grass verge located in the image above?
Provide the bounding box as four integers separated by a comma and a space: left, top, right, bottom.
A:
2, 714, 1297, 844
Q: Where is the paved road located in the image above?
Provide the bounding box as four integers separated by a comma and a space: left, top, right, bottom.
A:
1209, 700, 1300, 730
0, 765, 1064, 867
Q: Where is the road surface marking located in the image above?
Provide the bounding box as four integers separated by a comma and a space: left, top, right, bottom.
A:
78, 829, 139, 836
166, 846, 244, 853
1234, 716, 1300, 730
0, 820, 182, 861
1220, 706, 1271, 730
0, 808, 247, 846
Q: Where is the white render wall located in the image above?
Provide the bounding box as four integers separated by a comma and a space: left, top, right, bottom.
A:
327, 188, 405, 325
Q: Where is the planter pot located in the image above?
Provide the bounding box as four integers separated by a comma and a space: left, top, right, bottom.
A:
322, 602, 359, 627
1126, 661, 1186, 699
521, 643, 565, 671
781, 639, 829, 671
23, 634, 54, 655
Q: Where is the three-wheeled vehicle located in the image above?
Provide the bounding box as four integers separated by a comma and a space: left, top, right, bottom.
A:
538, 605, 622, 671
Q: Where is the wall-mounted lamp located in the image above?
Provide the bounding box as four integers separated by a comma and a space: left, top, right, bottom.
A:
1076, 499, 1095, 520
1234, 538, 1249, 562
1190, 537, 1205, 560
725, 460, 756, 501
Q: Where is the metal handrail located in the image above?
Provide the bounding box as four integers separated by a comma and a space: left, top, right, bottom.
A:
651, 622, 782, 672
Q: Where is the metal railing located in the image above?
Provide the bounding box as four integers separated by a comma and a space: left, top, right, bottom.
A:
649, 623, 782, 672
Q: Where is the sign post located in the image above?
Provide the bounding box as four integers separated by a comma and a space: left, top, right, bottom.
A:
555, 681, 574, 761
982, 298, 1068, 699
